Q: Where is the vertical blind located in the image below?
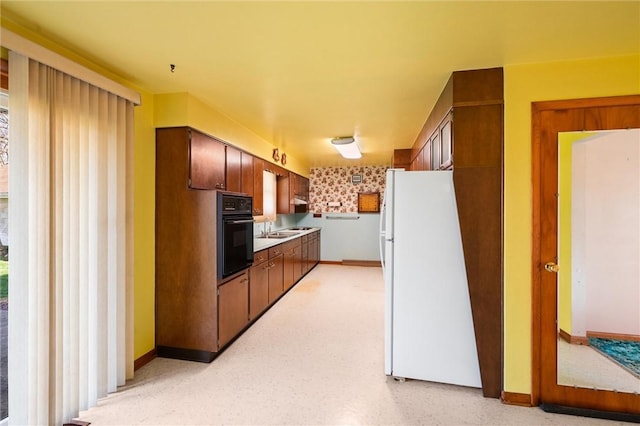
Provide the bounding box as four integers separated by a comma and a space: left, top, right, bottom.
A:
8, 52, 134, 425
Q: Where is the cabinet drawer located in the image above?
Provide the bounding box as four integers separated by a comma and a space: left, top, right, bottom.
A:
283, 238, 301, 251
254, 249, 268, 264
269, 245, 283, 258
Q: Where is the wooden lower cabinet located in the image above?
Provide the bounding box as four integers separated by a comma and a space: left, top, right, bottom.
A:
283, 238, 301, 291
218, 272, 249, 348
309, 231, 320, 268
249, 250, 270, 320
301, 235, 309, 276
293, 242, 303, 283
302, 231, 320, 273
163, 231, 319, 363
268, 246, 284, 304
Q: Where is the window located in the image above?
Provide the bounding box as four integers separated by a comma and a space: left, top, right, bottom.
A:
262, 170, 276, 222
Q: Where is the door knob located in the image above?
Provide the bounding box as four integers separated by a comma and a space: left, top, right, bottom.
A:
544, 262, 560, 273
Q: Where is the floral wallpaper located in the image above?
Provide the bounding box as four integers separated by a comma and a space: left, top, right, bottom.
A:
309, 165, 388, 213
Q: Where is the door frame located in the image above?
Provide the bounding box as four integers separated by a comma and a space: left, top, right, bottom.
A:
531, 94, 640, 413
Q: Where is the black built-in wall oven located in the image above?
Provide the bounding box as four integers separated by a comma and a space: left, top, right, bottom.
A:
217, 192, 254, 279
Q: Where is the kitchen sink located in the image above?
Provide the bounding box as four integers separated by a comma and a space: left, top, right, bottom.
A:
258, 230, 301, 239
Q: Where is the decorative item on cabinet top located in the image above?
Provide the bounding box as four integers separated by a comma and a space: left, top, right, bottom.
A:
272, 148, 280, 162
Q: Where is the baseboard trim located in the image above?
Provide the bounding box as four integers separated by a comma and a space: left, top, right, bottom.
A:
501, 391, 533, 407
558, 329, 588, 345
134, 348, 157, 371
586, 330, 640, 342
341, 260, 381, 267
318, 260, 381, 267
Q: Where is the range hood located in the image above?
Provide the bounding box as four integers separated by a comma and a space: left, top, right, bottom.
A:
293, 197, 308, 205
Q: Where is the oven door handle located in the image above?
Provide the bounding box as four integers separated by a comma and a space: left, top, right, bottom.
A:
228, 219, 255, 224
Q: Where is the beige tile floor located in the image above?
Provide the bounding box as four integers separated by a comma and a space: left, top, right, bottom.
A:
79, 265, 626, 425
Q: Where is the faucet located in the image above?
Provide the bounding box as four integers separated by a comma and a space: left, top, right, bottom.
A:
260, 221, 272, 238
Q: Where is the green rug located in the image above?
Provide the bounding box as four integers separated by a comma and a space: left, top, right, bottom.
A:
588, 337, 640, 378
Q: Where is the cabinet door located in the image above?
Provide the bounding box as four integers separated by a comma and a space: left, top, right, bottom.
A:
303, 177, 310, 201
293, 244, 303, 282
276, 173, 291, 214
249, 260, 269, 320
226, 145, 242, 193
268, 253, 284, 304
218, 273, 249, 348
416, 147, 425, 170
293, 174, 309, 213
440, 114, 453, 169
430, 131, 441, 171
301, 236, 309, 275
312, 232, 320, 266
253, 157, 264, 216
189, 129, 226, 190
283, 248, 295, 290
309, 234, 318, 269
241, 152, 254, 197
423, 140, 432, 171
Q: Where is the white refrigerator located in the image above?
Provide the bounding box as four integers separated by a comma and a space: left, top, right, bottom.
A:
380, 169, 481, 388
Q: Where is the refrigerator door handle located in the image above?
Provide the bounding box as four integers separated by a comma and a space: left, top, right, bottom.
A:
379, 216, 385, 276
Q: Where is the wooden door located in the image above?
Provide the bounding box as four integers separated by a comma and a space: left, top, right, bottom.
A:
532, 95, 640, 415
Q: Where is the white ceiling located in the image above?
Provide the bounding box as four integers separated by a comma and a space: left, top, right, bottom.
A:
2, 1, 639, 167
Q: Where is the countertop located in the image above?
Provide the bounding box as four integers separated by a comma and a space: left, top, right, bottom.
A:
254, 227, 320, 252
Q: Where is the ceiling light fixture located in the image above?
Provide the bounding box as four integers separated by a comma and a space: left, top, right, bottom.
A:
331, 136, 361, 159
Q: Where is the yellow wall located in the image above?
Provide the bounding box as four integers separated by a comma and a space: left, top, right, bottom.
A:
132, 91, 156, 359
155, 92, 310, 177
503, 54, 640, 394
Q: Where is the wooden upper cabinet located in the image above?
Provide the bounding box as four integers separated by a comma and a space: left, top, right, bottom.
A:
240, 152, 254, 197
276, 173, 290, 214
440, 113, 453, 170
431, 131, 441, 170
225, 145, 242, 193
392, 149, 412, 170
423, 140, 432, 171
189, 129, 226, 190
253, 157, 264, 216
275, 172, 310, 214
416, 147, 425, 171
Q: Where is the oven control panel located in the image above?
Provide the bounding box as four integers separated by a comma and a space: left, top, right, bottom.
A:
219, 193, 253, 216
